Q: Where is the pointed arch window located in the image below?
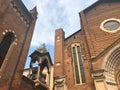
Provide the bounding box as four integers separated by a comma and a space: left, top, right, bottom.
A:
0, 32, 15, 68
72, 44, 86, 84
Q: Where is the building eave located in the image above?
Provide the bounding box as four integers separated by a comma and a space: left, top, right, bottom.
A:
65, 29, 81, 41
79, 0, 120, 14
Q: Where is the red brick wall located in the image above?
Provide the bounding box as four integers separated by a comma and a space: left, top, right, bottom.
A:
82, 2, 120, 59
54, 28, 65, 77
54, 1, 120, 90
0, 0, 37, 90
63, 31, 93, 90
80, 1, 120, 71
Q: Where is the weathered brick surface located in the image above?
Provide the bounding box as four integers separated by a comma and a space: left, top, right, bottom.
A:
54, 1, 120, 90
82, 1, 120, 71
0, 0, 37, 90
54, 29, 65, 77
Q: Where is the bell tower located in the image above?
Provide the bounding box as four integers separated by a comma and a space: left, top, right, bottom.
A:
54, 28, 68, 90
27, 44, 53, 90
54, 28, 65, 77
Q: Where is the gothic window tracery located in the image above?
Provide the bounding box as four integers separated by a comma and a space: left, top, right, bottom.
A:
72, 43, 86, 84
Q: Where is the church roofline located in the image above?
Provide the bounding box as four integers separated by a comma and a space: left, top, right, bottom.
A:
79, 0, 120, 14
11, 0, 38, 23
65, 29, 81, 41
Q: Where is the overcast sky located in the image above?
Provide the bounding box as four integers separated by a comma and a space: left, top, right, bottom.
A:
22, 0, 98, 68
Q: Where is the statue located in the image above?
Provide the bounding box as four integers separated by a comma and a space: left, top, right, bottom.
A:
36, 43, 47, 53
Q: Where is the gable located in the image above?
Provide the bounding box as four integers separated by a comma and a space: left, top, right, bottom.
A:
79, 0, 120, 60
83, 0, 120, 13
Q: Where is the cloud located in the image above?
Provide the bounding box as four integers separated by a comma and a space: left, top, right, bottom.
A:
22, 0, 98, 46
22, 0, 98, 68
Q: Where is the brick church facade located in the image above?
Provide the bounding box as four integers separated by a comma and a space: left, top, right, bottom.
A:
1, 0, 120, 90
0, 0, 54, 90
54, 0, 120, 90
0, 0, 38, 90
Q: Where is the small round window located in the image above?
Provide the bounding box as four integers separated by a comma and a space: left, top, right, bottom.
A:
100, 18, 120, 33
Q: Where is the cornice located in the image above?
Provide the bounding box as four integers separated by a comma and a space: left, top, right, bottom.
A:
10, 0, 33, 27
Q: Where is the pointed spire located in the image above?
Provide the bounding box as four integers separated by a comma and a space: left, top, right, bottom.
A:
30, 6, 38, 19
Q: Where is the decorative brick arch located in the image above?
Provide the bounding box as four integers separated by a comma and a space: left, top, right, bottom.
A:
0, 29, 17, 68
2, 29, 17, 44
102, 44, 120, 83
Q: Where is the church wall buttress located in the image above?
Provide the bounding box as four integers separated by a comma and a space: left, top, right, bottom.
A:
54, 28, 65, 77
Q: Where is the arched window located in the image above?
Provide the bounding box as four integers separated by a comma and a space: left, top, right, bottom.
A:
72, 44, 86, 84
0, 32, 15, 67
